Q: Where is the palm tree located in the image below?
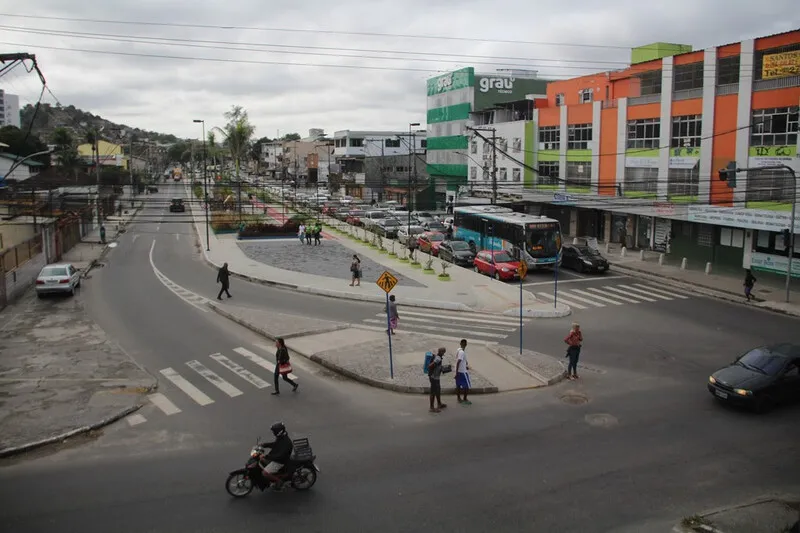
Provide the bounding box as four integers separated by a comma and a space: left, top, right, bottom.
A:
51, 127, 81, 179
213, 106, 255, 221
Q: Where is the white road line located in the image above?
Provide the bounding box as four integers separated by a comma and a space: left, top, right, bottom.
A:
399, 309, 526, 326
535, 292, 588, 310
356, 323, 501, 343
176, 234, 180, 241
524, 275, 626, 286
585, 287, 642, 304
233, 347, 299, 381
149, 240, 209, 312
148, 392, 182, 415
210, 353, 271, 389
557, 291, 607, 307
379, 314, 518, 332
618, 284, 673, 300
362, 319, 508, 339
602, 286, 657, 302
127, 414, 147, 427
186, 361, 243, 398
569, 289, 625, 306
159, 368, 214, 406
633, 283, 689, 299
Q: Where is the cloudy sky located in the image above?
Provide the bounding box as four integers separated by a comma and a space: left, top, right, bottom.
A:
2, 1, 798, 141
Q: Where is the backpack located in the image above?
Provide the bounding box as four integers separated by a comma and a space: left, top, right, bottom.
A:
423, 351, 433, 375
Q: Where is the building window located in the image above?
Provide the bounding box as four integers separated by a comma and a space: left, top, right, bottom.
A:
566, 161, 591, 189
470, 141, 477, 154
673, 62, 704, 91
482, 167, 490, 180
538, 126, 560, 150
670, 115, 702, 148
385, 139, 401, 148
746, 168, 795, 204
555, 93, 565, 106
498, 138, 508, 151
512, 138, 522, 152
667, 167, 699, 198
537, 161, 559, 187
483, 141, 491, 153
624, 167, 658, 194
499, 168, 508, 181
349, 138, 364, 147
627, 118, 661, 149
637, 70, 662, 95
512, 168, 521, 182
717, 55, 740, 85
420, 139, 427, 148
754, 43, 800, 81
469, 167, 477, 180
567, 123, 593, 150
750, 107, 799, 146
579, 89, 593, 103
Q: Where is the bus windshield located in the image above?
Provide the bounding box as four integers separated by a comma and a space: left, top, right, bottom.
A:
526, 223, 561, 258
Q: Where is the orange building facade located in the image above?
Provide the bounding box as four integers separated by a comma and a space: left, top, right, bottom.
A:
520, 30, 800, 276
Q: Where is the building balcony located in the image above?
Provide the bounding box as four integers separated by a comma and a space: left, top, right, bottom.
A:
628, 93, 662, 106
673, 88, 703, 101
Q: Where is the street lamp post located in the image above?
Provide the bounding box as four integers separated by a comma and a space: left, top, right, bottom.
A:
193, 119, 210, 251
407, 123, 420, 237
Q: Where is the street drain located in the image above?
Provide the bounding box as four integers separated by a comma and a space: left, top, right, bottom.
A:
560, 393, 588, 405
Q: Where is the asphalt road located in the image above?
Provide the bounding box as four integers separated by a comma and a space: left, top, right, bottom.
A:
0, 188, 798, 533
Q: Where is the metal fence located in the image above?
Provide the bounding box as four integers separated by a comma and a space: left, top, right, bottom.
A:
1, 234, 43, 274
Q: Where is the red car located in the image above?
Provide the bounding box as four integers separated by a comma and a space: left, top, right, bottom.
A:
345, 209, 366, 226
417, 232, 445, 256
473, 250, 525, 281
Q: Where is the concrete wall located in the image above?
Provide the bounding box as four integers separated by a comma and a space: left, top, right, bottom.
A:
4, 251, 46, 304
0, 222, 36, 250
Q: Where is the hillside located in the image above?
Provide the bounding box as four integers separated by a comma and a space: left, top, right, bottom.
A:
20, 103, 180, 145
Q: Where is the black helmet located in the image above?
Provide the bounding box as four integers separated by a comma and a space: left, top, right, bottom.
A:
270, 422, 287, 437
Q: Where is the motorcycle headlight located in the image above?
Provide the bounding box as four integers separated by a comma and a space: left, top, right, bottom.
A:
250, 447, 259, 457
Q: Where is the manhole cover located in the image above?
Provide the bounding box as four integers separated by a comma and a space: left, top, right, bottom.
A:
584, 413, 618, 428
560, 393, 588, 405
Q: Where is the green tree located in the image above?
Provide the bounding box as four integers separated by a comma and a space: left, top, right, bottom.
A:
0, 126, 50, 166
50, 127, 81, 178
213, 106, 255, 220
282, 133, 301, 141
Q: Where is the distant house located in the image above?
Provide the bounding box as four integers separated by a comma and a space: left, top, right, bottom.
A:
78, 140, 126, 168
0, 152, 45, 186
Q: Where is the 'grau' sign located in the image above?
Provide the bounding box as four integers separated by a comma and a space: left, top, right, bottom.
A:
761, 50, 800, 80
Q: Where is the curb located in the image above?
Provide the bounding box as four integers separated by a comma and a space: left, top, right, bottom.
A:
672, 493, 800, 533
502, 305, 572, 318
207, 303, 498, 395
485, 344, 567, 386
0, 403, 143, 458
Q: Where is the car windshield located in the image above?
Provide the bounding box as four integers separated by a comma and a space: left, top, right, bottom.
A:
449, 241, 471, 251
737, 348, 787, 375
428, 233, 445, 242
527, 228, 561, 257
42, 266, 68, 277
493, 252, 514, 263
428, 222, 445, 229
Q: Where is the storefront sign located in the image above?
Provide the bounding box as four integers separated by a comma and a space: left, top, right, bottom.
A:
761, 50, 800, 80
552, 193, 575, 205
427, 67, 474, 95
750, 252, 800, 277
473, 77, 548, 112
624, 147, 700, 169
748, 145, 800, 171
687, 205, 799, 233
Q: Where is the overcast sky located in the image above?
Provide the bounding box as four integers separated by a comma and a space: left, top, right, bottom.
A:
2, 1, 798, 141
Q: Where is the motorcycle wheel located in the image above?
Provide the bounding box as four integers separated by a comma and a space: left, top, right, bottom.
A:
225, 472, 254, 498
290, 466, 317, 491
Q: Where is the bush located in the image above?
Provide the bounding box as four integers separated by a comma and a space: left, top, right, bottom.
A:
193, 186, 203, 199
238, 221, 299, 238
211, 212, 238, 231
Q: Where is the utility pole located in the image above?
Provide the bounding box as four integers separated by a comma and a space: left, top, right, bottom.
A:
94, 134, 102, 225
129, 136, 134, 208
407, 122, 420, 235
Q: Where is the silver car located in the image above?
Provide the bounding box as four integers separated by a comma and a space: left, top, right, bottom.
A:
35, 263, 81, 298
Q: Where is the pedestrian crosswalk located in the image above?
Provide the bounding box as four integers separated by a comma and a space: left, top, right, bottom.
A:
534, 282, 690, 310
358, 308, 528, 342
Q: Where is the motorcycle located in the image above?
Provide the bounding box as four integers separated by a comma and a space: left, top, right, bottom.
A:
225, 437, 320, 497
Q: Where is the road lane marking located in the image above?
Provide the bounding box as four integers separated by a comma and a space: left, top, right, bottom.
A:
569, 289, 625, 306
233, 347, 299, 381
148, 392, 182, 415
601, 286, 657, 302
210, 353, 271, 389
535, 292, 587, 310
186, 360, 242, 397
633, 283, 689, 299
149, 239, 209, 312
524, 275, 625, 286
176, 233, 180, 241
618, 284, 673, 300
159, 368, 214, 406
362, 319, 508, 339
556, 291, 607, 307
127, 414, 147, 426
584, 287, 641, 304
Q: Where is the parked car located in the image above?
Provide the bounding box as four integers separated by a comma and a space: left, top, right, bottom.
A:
397, 224, 425, 243
418, 231, 446, 256
708, 344, 800, 412
560, 244, 610, 273
147, 185, 159, 193
473, 250, 524, 281
334, 207, 351, 221
374, 218, 401, 238
35, 263, 82, 298
363, 210, 389, 229
438, 240, 475, 266
423, 220, 448, 233
412, 211, 438, 226
169, 198, 185, 212
346, 209, 366, 226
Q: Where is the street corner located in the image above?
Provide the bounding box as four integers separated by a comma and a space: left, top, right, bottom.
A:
674, 495, 799, 533
485, 344, 566, 386
501, 303, 572, 319
207, 301, 350, 341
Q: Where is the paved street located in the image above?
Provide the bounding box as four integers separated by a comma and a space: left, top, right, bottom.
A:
1, 188, 799, 532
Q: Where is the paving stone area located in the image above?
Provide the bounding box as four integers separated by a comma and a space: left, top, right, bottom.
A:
237, 239, 426, 288
491, 345, 566, 383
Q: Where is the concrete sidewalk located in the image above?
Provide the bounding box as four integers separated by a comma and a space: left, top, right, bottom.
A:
673, 494, 799, 532
187, 186, 570, 317
209, 303, 566, 394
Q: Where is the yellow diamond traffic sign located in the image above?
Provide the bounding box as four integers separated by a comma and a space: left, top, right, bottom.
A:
376, 270, 399, 293
518, 261, 528, 279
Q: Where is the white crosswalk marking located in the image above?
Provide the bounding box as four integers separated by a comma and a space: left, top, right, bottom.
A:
127, 414, 147, 427
536, 291, 588, 309
557, 291, 607, 307
159, 368, 214, 406
376, 313, 518, 332
398, 310, 524, 327
569, 289, 624, 306
633, 284, 689, 299
148, 392, 182, 415
210, 353, 271, 389
363, 319, 509, 339
584, 287, 642, 304
618, 284, 673, 300
233, 346, 299, 381
601, 286, 657, 302
187, 360, 243, 397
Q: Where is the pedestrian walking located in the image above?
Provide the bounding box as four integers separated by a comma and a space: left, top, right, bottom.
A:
349, 254, 361, 286
564, 322, 583, 380
306, 226, 312, 245
455, 339, 472, 405
744, 269, 757, 301
271, 337, 298, 395
216, 262, 232, 300
298, 223, 306, 244
313, 222, 322, 246
428, 347, 448, 413
387, 294, 399, 335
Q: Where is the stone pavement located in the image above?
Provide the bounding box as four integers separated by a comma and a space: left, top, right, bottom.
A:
209, 303, 566, 394
673, 494, 799, 532
0, 291, 156, 457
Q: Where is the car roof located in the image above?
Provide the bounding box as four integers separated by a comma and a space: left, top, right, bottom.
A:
762, 344, 800, 358
43, 263, 72, 268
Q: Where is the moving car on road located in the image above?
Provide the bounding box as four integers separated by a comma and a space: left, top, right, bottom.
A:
170, 198, 186, 212
35, 263, 81, 298
708, 344, 800, 412
438, 240, 475, 266
473, 250, 524, 281
417, 232, 445, 256
560, 244, 610, 273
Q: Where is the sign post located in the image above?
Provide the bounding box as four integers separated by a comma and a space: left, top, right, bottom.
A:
553, 256, 559, 308
518, 259, 527, 355
376, 270, 399, 379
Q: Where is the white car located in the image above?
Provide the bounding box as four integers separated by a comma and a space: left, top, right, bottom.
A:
35, 263, 81, 298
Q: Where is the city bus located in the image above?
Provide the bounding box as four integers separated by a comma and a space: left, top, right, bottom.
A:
453, 205, 563, 269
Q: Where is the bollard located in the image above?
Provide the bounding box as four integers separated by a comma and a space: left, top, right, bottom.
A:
572, 237, 579, 245
705, 262, 712, 275
620, 247, 627, 258
605, 242, 611, 253
658, 253, 664, 266
639, 250, 645, 261
681, 258, 687, 270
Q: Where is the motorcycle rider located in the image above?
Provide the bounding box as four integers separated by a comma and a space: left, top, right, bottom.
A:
259, 422, 294, 490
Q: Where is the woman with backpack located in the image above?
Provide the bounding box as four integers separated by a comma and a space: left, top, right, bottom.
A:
271, 337, 298, 395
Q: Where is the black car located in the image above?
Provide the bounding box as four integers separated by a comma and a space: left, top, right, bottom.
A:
708, 344, 800, 412
439, 240, 475, 266
560, 244, 610, 273
169, 198, 185, 212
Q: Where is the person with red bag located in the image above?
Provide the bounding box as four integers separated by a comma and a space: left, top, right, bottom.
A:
564, 323, 583, 380
272, 337, 298, 395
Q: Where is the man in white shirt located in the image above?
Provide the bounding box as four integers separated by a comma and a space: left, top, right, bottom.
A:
298, 224, 306, 244
455, 339, 471, 405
